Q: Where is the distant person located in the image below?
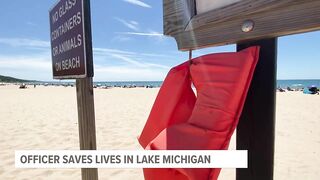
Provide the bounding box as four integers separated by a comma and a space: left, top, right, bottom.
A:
287, 87, 294, 91
19, 83, 26, 89
308, 86, 318, 95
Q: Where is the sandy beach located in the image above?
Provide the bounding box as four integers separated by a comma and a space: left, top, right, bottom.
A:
0, 85, 319, 179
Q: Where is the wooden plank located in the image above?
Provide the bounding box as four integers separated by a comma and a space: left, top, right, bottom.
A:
186, 0, 300, 31
164, 0, 320, 51
76, 77, 98, 180
236, 39, 277, 180
163, 0, 196, 35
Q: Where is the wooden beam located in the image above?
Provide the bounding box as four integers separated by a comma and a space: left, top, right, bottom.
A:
186, 0, 299, 31
163, 0, 196, 35
164, 0, 320, 51
236, 38, 277, 180
76, 78, 98, 180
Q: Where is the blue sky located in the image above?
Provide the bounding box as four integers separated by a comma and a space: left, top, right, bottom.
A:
0, 0, 319, 81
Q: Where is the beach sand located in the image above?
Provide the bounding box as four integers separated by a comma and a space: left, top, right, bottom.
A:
0, 85, 319, 179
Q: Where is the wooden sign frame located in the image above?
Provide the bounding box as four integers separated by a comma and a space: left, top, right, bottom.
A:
49, 0, 94, 79
164, 0, 320, 51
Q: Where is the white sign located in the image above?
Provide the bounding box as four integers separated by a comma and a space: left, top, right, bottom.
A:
196, 0, 242, 14
15, 150, 247, 168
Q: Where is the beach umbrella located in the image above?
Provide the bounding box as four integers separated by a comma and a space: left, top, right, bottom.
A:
139, 46, 260, 180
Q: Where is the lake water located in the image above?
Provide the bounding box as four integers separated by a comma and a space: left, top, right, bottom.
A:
37, 80, 320, 88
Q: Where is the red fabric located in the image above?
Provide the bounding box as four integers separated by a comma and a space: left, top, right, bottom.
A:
138, 46, 260, 180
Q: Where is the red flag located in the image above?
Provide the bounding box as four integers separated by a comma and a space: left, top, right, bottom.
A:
138, 46, 260, 180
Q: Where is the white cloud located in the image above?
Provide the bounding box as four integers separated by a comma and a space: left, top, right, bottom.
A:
94, 65, 167, 81
92, 47, 170, 81
93, 47, 171, 59
0, 38, 49, 48
111, 54, 145, 67
26, 22, 37, 27
117, 32, 163, 37
114, 17, 140, 31
110, 54, 169, 69
0, 37, 173, 81
116, 31, 166, 42
0, 55, 51, 70
116, 31, 167, 43
130, 21, 139, 26
111, 36, 133, 42
0, 54, 52, 80
123, 0, 152, 8
94, 47, 133, 55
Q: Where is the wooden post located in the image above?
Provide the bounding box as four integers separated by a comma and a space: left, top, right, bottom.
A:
236, 38, 277, 180
189, 50, 193, 60
76, 77, 98, 180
